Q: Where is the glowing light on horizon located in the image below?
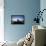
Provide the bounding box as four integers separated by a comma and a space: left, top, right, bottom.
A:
12, 17, 24, 21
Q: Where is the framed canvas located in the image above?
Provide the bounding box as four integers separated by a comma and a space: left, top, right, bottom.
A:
11, 15, 25, 24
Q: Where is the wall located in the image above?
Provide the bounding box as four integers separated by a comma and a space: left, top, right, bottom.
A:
0, 0, 4, 42
40, 0, 46, 27
4, 0, 40, 42
40, 0, 46, 45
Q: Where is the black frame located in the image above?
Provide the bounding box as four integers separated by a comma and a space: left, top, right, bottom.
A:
11, 15, 25, 24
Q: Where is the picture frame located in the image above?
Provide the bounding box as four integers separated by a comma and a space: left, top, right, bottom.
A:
11, 15, 25, 24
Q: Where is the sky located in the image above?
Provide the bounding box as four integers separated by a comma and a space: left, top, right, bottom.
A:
12, 16, 24, 21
